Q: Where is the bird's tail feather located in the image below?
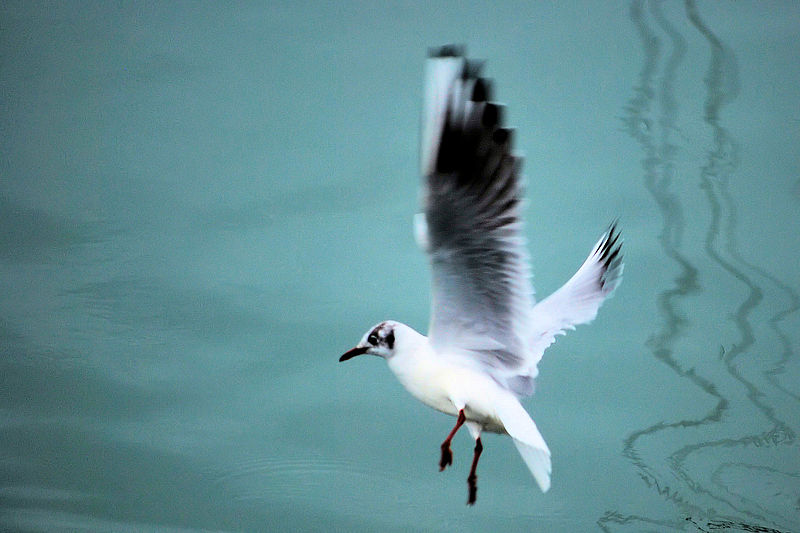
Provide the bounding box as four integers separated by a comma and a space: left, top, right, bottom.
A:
494, 395, 551, 492
513, 438, 551, 492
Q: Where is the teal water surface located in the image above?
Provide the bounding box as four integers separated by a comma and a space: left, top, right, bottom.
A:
2, 1, 799, 531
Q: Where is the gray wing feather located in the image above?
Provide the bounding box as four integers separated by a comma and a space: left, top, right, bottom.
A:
527, 223, 623, 369
420, 48, 624, 397
422, 48, 534, 378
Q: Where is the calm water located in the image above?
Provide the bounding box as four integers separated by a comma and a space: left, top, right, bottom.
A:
2, 1, 799, 531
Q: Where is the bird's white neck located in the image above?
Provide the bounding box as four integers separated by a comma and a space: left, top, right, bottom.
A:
385, 329, 459, 416
385, 326, 428, 368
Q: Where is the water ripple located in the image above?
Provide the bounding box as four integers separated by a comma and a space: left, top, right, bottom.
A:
601, 1, 800, 531
210, 453, 410, 504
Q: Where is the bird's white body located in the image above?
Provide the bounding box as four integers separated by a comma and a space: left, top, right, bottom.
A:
385, 328, 508, 433
339, 47, 623, 504
353, 320, 554, 492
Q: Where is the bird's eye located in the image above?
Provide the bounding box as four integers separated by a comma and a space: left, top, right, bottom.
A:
367, 331, 379, 345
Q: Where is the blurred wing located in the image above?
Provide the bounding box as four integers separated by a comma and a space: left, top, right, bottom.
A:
527, 223, 623, 370
420, 47, 534, 378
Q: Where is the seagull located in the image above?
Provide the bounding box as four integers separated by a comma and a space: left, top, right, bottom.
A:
339, 46, 623, 505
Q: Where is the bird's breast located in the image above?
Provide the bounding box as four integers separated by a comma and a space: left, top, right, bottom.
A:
388, 354, 460, 416
387, 352, 509, 433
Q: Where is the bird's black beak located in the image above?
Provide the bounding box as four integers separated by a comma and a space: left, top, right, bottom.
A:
339, 345, 369, 362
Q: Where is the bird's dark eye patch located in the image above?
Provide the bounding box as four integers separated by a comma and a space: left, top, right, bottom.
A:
367, 324, 395, 350
386, 329, 395, 349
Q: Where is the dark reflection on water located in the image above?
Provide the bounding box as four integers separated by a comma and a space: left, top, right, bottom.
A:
601, 2, 799, 532
678, 2, 798, 528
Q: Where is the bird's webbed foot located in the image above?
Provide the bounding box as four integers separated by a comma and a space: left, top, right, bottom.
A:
467, 473, 478, 505
439, 442, 453, 471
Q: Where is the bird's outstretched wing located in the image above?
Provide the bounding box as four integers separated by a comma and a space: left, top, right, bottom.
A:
418, 47, 624, 397
527, 224, 623, 368
419, 46, 534, 389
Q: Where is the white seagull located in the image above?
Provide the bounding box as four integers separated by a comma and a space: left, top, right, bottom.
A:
339, 46, 623, 505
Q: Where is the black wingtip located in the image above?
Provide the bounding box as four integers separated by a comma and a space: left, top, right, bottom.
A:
597, 220, 624, 292
471, 77, 492, 102
429, 44, 466, 58
481, 103, 501, 128
426, 46, 521, 201
464, 59, 484, 80
492, 128, 510, 145
600, 222, 620, 259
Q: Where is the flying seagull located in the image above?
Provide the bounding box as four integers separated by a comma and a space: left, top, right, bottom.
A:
339, 46, 623, 505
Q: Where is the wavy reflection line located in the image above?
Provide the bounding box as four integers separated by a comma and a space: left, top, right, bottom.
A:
603, 3, 799, 531
600, 1, 724, 529
669, 3, 768, 523
760, 275, 800, 403
686, 0, 798, 414
663, 2, 799, 529
683, 2, 800, 407
598, 510, 684, 533
710, 462, 800, 525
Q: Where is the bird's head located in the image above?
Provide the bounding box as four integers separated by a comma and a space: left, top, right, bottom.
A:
339, 320, 412, 362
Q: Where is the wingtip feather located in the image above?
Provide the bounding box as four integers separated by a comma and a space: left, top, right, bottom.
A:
597, 220, 624, 294
428, 44, 466, 58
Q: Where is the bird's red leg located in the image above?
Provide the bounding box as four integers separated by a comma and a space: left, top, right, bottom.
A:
466, 437, 483, 505
439, 409, 466, 471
